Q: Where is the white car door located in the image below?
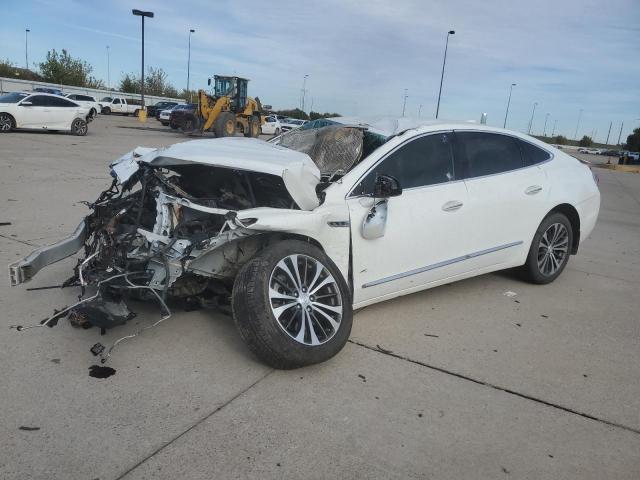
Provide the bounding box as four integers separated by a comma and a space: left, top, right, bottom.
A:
46, 96, 81, 129
16, 95, 51, 127
452, 131, 550, 271
111, 98, 122, 113
346, 131, 471, 306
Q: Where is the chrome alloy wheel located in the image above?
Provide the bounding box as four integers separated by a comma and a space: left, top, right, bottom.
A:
72, 119, 87, 135
0, 114, 12, 131
269, 254, 343, 346
537, 223, 569, 276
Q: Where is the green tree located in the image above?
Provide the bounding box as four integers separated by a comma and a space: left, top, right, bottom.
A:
624, 128, 640, 152
119, 73, 140, 94
551, 135, 568, 145
38, 49, 95, 87
0, 59, 43, 81
119, 68, 179, 97
578, 135, 593, 147
309, 111, 341, 120
179, 89, 199, 102
275, 108, 309, 120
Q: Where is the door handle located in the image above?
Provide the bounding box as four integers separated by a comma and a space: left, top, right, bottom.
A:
525, 185, 543, 195
442, 200, 463, 212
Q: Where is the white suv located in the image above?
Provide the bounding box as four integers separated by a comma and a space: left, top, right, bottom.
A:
64, 93, 101, 119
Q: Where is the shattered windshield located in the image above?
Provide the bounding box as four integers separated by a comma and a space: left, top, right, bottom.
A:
274, 122, 388, 179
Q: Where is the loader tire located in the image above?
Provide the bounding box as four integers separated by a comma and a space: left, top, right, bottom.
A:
214, 112, 236, 137
245, 115, 261, 138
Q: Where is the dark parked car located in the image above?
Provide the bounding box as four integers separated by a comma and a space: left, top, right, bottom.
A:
601, 150, 622, 157
169, 104, 197, 130
148, 101, 178, 119
33, 87, 64, 96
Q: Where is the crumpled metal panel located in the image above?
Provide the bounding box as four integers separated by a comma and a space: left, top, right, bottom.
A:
279, 126, 364, 175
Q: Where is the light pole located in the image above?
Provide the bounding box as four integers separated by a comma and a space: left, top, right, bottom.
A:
106, 45, 110, 89
25, 29, 30, 69
187, 29, 195, 101
605, 121, 612, 145
435, 30, 455, 119
617, 121, 624, 145
301, 74, 309, 113
503, 83, 516, 128
552, 119, 557, 137
132, 9, 154, 112
543, 113, 550, 137
527, 102, 538, 135
573, 108, 583, 140
402, 89, 408, 117
418, 104, 423, 117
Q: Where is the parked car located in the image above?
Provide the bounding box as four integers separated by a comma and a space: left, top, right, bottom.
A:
280, 118, 307, 132
169, 103, 197, 129
158, 104, 183, 126
33, 87, 64, 96
261, 115, 282, 135
9, 118, 600, 369
148, 101, 179, 119
578, 147, 600, 154
601, 150, 622, 157
0, 91, 91, 135
64, 93, 101, 119
99, 97, 142, 116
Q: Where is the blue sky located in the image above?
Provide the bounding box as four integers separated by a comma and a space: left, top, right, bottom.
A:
1, 0, 639, 142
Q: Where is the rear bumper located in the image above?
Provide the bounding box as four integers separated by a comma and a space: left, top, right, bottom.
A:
8, 220, 86, 286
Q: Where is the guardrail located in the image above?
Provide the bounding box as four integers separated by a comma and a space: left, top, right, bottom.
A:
0, 76, 183, 106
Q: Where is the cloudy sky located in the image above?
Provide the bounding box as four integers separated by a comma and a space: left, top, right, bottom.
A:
2, 0, 639, 142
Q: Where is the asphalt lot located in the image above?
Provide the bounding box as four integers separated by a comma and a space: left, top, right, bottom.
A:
1, 115, 639, 480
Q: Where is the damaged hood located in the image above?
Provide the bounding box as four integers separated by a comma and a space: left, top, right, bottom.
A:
111, 137, 322, 210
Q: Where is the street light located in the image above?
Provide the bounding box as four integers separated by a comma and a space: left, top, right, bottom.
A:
25, 29, 30, 69
527, 102, 538, 135
503, 83, 516, 128
402, 88, 408, 117
132, 9, 154, 112
106, 46, 110, 89
552, 119, 557, 137
435, 30, 455, 119
418, 104, 423, 117
301, 74, 309, 112
543, 113, 550, 137
573, 108, 583, 140
187, 29, 195, 101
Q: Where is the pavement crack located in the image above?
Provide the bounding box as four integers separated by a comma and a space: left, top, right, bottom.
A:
0, 233, 39, 247
115, 369, 274, 480
348, 339, 640, 436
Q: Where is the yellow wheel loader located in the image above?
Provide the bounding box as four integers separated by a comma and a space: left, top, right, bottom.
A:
182, 75, 264, 137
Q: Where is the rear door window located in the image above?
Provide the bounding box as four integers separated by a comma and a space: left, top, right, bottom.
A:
453, 132, 524, 179
27, 95, 50, 106
518, 139, 552, 166
48, 96, 77, 107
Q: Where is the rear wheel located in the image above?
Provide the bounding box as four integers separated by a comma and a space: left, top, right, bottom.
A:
102, 107, 111, 115
522, 213, 573, 284
232, 240, 352, 369
71, 118, 88, 136
0, 113, 14, 132
214, 112, 237, 137
170, 122, 178, 130
89, 108, 97, 120
181, 113, 200, 133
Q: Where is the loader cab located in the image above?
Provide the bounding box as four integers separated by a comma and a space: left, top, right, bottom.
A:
209, 75, 249, 113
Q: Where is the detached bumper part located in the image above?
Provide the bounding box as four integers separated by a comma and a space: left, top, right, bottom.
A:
9, 220, 86, 286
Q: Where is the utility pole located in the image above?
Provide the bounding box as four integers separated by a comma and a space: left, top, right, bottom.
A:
527, 102, 538, 134
552, 119, 557, 136
187, 29, 195, 102
25, 29, 30, 69
132, 9, 154, 113
106, 46, 110, 89
617, 121, 624, 145
605, 121, 612, 145
503, 83, 516, 128
402, 89, 408, 117
435, 30, 455, 119
300, 74, 309, 112
573, 109, 583, 140
543, 113, 550, 137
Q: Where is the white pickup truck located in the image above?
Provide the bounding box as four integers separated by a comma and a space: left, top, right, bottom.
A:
99, 97, 142, 116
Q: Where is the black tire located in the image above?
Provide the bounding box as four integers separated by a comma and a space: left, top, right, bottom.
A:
245, 116, 261, 138
232, 240, 353, 369
214, 112, 237, 137
102, 107, 111, 115
124, 112, 130, 117
89, 108, 97, 120
170, 122, 178, 130
71, 118, 88, 136
161, 121, 169, 126
522, 212, 573, 284
0, 112, 14, 132
181, 113, 200, 133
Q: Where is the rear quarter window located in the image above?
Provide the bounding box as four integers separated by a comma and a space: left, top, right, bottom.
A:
518, 139, 552, 166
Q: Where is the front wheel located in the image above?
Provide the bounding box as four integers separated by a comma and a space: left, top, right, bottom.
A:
71, 118, 88, 136
232, 240, 353, 369
102, 107, 111, 115
522, 212, 573, 284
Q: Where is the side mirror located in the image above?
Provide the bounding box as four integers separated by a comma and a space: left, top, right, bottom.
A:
373, 174, 402, 198
20, 101, 33, 106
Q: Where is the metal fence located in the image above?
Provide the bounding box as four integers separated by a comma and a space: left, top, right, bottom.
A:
0, 76, 183, 106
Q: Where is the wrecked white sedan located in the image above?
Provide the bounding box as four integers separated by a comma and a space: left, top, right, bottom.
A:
9, 118, 600, 368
